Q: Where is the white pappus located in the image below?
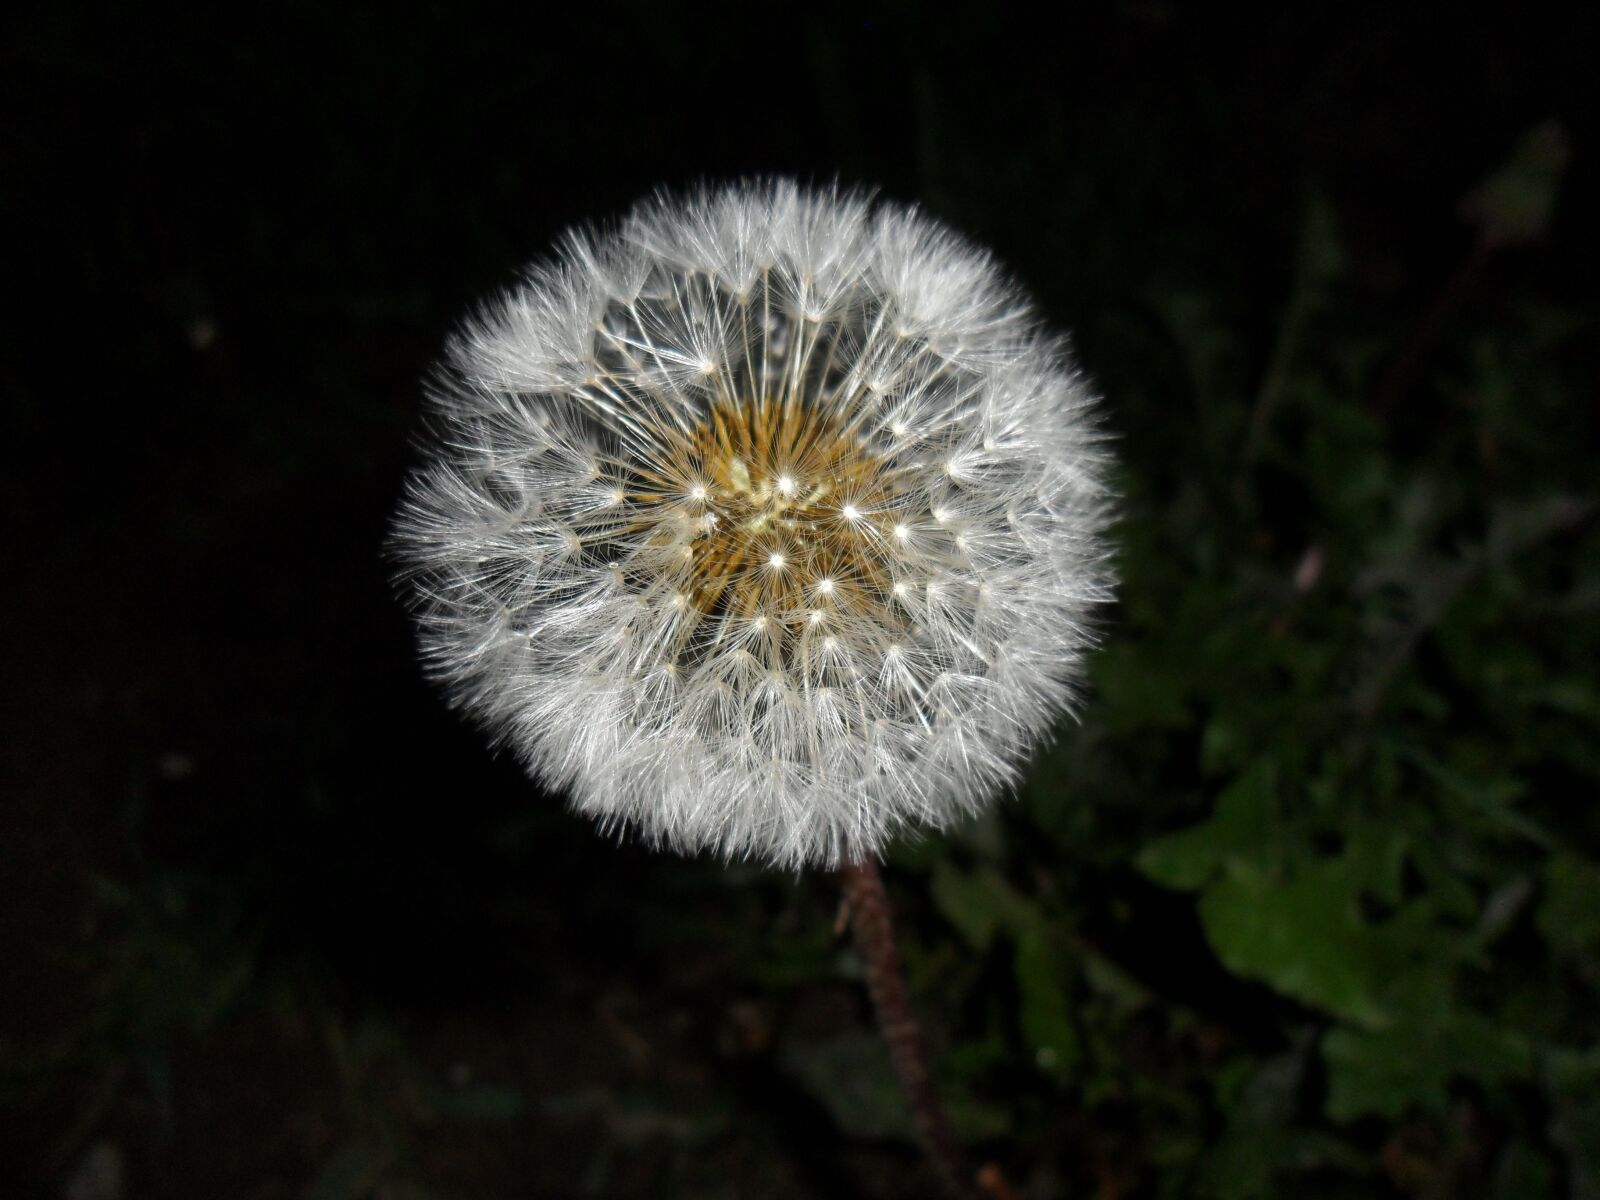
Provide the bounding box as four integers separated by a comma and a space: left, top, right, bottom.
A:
392, 180, 1115, 869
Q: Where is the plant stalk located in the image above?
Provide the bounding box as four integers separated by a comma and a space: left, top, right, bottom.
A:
838, 856, 973, 1199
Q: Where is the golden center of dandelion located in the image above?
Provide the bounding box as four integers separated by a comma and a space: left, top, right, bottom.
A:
634, 398, 910, 643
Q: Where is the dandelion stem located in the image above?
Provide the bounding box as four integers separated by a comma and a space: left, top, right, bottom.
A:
839, 856, 974, 1199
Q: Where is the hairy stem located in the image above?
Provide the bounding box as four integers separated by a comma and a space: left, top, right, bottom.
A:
838, 856, 973, 1198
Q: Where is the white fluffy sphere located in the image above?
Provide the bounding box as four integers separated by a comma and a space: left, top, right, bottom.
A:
393, 181, 1114, 869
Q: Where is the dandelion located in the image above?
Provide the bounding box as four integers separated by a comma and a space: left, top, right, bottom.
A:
393, 180, 1114, 871
394, 180, 1114, 1196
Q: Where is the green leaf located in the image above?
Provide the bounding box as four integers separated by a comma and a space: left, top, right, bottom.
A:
1546, 1047, 1600, 1200
1196, 1039, 1368, 1198
425, 1082, 527, 1122
1403, 746, 1554, 849
1339, 823, 1410, 909
1492, 1141, 1556, 1200
1092, 641, 1193, 733
1199, 858, 1389, 1027
303, 1142, 389, 1200
1514, 678, 1600, 725
1138, 761, 1278, 891
1014, 924, 1081, 1077
1197, 1127, 1368, 1200
1461, 120, 1569, 248
1323, 1013, 1530, 1122
778, 1030, 912, 1140
929, 862, 1033, 951
930, 863, 1086, 1078
1538, 854, 1600, 960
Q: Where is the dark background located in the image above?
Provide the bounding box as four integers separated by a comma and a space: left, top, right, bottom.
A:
5, 5, 1599, 1198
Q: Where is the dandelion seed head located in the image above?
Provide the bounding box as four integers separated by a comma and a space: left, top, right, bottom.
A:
393, 180, 1115, 869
